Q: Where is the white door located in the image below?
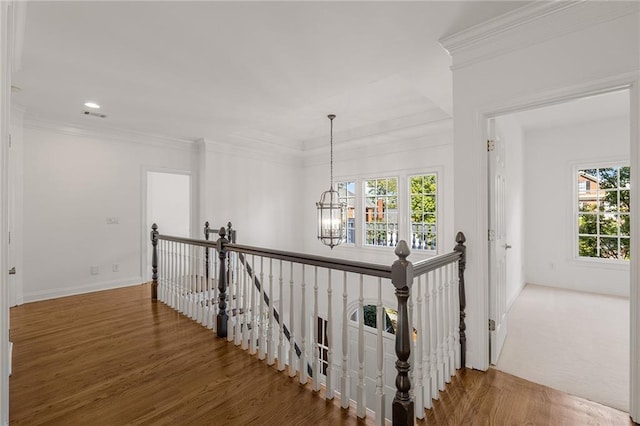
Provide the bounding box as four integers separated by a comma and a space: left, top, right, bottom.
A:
488, 120, 509, 365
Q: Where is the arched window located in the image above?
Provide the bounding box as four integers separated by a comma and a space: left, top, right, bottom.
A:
350, 305, 397, 335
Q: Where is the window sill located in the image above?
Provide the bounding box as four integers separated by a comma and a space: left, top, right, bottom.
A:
570, 256, 630, 270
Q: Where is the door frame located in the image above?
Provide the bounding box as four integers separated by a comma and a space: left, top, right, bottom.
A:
479, 76, 638, 419
140, 166, 197, 282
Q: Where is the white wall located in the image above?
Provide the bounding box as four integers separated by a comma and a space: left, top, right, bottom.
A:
21, 124, 197, 302
444, 2, 639, 371
524, 116, 630, 297
495, 115, 526, 309
203, 141, 303, 252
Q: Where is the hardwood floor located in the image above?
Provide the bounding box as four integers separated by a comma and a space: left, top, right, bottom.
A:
9, 284, 634, 425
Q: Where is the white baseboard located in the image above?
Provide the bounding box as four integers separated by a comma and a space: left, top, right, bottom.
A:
22, 276, 144, 303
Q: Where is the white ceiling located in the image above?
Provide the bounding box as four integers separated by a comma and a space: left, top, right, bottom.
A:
12, 1, 533, 153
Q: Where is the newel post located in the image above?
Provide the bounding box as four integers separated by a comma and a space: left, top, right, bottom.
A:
391, 240, 414, 425
150, 224, 159, 300
454, 231, 467, 368
216, 226, 229, 338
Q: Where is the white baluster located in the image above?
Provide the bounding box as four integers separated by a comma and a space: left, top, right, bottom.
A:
289, 262, 297, 378
211, 248, 217, 332
414, 275, 425, 418
423, 273, 432, 409
241, 254, 249, 350
357, 274, 366, 419
326, 270, 334, 400
312, 267, 320, 391
375, 278, 385, 426
299, 265, 308, 384
173, 241, 178, 309
189, 245, 195, 320
448, 263, 456, 378
341, 271, 349, 408
453, 262, 461, 370
207, 246, 214, 330
249, 255, 257, 355
267, 258, 275, 365
444, 265, 451, 383
437, 267, 446, 391
278, 260, 285, 371
409, 277, 415, 388
429, 270, 438, 399
227, 252, 235, 343
235, 252, 242, 345
259, 257, 266, 360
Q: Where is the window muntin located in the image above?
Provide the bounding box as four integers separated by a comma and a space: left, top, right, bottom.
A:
577, 166, 630, 260
410, 174, 437, 251
337, 181, 356, 244
364, 177, 398, 247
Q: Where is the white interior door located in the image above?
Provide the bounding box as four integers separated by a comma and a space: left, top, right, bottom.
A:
488, 119, 509, 365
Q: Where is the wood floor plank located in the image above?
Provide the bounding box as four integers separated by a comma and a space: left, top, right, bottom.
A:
9, 284, 634, 425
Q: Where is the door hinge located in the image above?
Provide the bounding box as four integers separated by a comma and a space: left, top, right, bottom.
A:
488, 229, 495, 241
487, 139, 495, 152
9, 134, 11, 148
8, 231, 10, 244
489, 319, 496, 331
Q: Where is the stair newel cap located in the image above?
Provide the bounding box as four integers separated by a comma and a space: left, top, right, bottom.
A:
218, 227, 226, 238
151, 223, 158, 244
204, 221, 210, 240
392, 240, 413, 290
456, 232, 466, 245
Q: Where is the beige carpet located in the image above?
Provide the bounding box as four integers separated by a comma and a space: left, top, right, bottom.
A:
495, 284, 629, 412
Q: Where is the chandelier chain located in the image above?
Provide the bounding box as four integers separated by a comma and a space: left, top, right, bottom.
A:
330, 116, 334, 189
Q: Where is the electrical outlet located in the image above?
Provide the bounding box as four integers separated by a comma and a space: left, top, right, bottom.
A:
90, 266, 99, 275
112, 264, 119, 272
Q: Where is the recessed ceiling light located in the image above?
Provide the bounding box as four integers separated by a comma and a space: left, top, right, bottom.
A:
84, 101, 100, 109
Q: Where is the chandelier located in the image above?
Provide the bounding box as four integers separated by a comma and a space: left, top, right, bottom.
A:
316, 114, 346, 249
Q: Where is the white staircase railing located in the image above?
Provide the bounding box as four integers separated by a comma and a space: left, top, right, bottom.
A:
150, 222, 466, 425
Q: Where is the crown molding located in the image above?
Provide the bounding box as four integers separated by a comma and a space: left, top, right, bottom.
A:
440, 1, 639, 70
22, 114, 196, 151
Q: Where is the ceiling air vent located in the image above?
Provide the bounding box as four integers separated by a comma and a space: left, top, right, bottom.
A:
82, 110, 107, 119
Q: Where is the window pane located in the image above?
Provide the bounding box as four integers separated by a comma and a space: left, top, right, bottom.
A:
620, 167, 631, 188
599, 237, 619, 259
599, 190, 618, 212
578, 214, 597, 235
599, 167, 618, 189
621, 214, 630, 236
622, 238, 631, 260
620, 190, 630, 212
578, 236, 597, 257
599, 215, 619, 236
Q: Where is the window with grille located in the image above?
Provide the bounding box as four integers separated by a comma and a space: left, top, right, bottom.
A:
364, 177, 398, 247
410, 174, 437, 251
337, 181, 356, 244
577, 166, 630, 260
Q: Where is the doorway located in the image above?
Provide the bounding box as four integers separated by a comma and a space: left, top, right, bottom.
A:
144, 170, 191, 282
488, 89, 631, 410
